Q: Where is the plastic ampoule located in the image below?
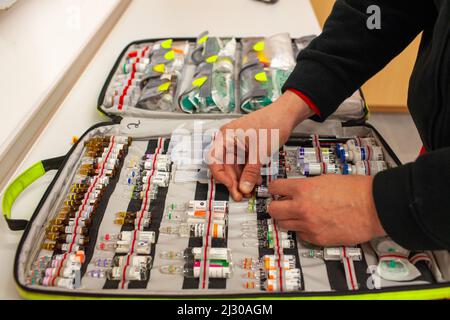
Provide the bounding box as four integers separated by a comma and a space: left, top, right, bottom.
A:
46, 233, 90, 245
91, 258, 113, 268
159, 250, 185, 260
266, 231, 293, 241
78, 168, 96, 177
41, 276, 77, 289
86, 269, 107, 279
26, 276, 42, 286
97, 242, 118, 252
243, 239, 265, 248
131, 189, 158, 201
32, 256, 52, 270
242, 231, 261, 239
45, 225, 89, 236
160, 247, 230, 261
114, 217, 151, 228
159, 264, 185, 276
41, 242, 84, 253
50, 217, 92, 228
116, 211, 151, 220
50, 259, 81, 270
264, 278, 302, 292
240, 257, 261, 270
244, 281, 262, 290
66, 193, 85, 201
262, 255, 297, 271
106, 266, 148, 281
241, 219, 269, 227
159, 223, 203, 238
71, 183, 89, 192
302, 249, 325, 259
247, 199, 256, 213
166, 202, 186, 213
242, 270, 262, 280
113, 255, 152, 268
44, 267, 78, 279
53, 251, 86, 264
159, 263, 204, 278
164, 210, 185, 222
255, 186, 271, 198
56, 206, 75, 217
191, 261, 233, 279
64, 199, 82, 207
126, 156, 140, 169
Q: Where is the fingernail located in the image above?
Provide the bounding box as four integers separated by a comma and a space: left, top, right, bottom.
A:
240, 181, 255, 194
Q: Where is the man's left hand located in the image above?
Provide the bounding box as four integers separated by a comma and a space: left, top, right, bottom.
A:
268, 175, 387, 246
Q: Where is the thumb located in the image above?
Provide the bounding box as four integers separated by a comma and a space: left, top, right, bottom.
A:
239, 164, 261, 194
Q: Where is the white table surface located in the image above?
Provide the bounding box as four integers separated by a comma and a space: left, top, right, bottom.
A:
0, 0, 321, 299
0, 0, 121, 153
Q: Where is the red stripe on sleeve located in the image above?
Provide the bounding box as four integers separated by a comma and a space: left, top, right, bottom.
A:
419, 146, 426, 157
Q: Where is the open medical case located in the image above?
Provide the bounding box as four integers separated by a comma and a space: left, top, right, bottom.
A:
3, 34, 450, 300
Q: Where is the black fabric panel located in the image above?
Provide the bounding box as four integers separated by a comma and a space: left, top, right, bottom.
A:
209, 183, 229, 289
415, 261, 435, 283
323, 246, 368, 292
128, 185, 169, 289
214, 184, 229, 201
323, 260, 349, 291
103, 140, 156, 290
182, 182, 209, 290
81, 146, 128, 278
353, 247, 369, 290
128, 139, 169, 289
284, 233, 305, 291
208, 278, 227, 289
257, 201, 275, 291
211, 184, 229, 249
278, 158, 304, 291
411, 252, 436, 284
194, 182, 209, 201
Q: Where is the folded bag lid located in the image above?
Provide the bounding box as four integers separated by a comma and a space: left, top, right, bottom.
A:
97, 35, 368, 124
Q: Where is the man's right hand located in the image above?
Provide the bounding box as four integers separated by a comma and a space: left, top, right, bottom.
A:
208, 91, 314, 201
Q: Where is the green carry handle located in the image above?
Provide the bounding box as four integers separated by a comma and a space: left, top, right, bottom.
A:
2, 156, 66, 231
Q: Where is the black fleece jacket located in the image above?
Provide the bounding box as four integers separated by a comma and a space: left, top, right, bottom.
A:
283, 0, 450, 250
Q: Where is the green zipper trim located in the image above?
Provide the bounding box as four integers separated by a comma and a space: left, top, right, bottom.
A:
17, 286, 450, 300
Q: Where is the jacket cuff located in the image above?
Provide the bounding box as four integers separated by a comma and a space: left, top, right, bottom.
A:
373, 164, 442, 250
282, 58, 351, 122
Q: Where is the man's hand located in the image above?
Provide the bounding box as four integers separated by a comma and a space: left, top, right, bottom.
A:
268, 175, 387, 246
208, 91, 314, 201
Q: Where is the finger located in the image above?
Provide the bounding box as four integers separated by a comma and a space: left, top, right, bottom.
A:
210, 164, 242, 201
224, 165, 243, 202
236, 165, 254, 198
268, 199, 299, 221
277, 220, 311, 233
243, 175, 263, 198
239, 164, 261, 194
257, 175, 263, 186
297, 232, 313, 244
210, 163, 231, 186
268, 179, 300, 197
277, 220, 302, 232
